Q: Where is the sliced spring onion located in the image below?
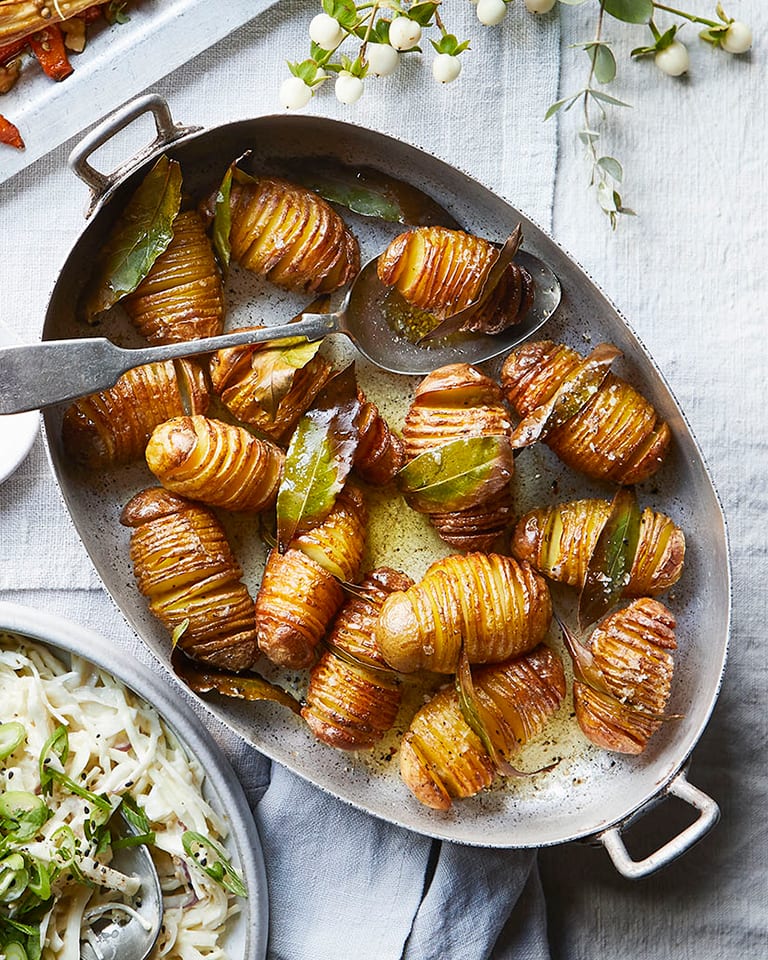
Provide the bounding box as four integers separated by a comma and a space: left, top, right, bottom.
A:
0, 722, 25, 761
0, 792, 50, 843
38, 726, 111, 812
182, 831, 247, 898
0, 852, 29, 902
2, 941, 29, 960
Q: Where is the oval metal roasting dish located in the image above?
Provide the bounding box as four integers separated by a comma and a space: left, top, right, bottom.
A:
39, 95, 730, 878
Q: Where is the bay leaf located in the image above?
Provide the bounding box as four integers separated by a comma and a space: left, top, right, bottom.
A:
212, 163, 233, 269
578, 486, 642, 629
397, 435, 513, 513
276, 363, 362, 551
82, 155, 182, 321
509, 342, 622, 448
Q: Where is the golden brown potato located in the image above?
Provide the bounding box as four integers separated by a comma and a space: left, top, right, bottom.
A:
303, 567, 413, 750
209, 331, 334, 444
400, 644, 566, 810
228, 177, 360, 293
573, 597, 676, 754
400, 364, 514, 551
122, 209, 225, 344
145, 415, 283, 513
353, 398, 405, 486
377, 226, 533, 333
376, 552, 552, 674
255, 486, 367, 668
120, 488, 258, 671
512, 498, 685, 597
62, 359, 209, 469
501, 340, 671, 484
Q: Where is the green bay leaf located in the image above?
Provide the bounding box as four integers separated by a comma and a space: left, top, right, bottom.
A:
82, 155, 182, 321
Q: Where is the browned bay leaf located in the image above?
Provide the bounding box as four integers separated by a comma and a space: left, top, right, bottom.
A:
579, 486, 642, 628
82, 155, 183, 321
397, 435, 513, 513
509, 343, 622, 448
276, 363, 362, 552
210, 159, 258, 269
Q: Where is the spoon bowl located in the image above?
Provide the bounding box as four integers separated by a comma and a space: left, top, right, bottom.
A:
0, 249, 560, 415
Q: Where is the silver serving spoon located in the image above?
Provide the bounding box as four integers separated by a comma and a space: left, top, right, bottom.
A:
0, 251, 560, 415
80, 810, 163, 960
0, 321, 38, 480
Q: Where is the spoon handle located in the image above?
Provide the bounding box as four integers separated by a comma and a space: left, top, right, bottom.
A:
0, 314, 339, 414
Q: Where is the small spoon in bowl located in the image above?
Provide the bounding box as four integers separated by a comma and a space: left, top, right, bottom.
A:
0, 248, 560, 415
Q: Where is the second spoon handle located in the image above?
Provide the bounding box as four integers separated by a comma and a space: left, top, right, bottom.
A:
0, 314, 339, 415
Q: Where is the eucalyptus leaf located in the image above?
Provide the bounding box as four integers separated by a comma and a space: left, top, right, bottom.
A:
82, 155, 182, 321
602, 0, 652, 24
397, 435, 513, 513
276, 363, 362, 551
598, 155, 623, 182
589, 89, 632, 109
579, 487, 642, 629
592, 44, 617, 84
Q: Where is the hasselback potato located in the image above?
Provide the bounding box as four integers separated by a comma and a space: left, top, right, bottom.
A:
62, 359, 209, 469
120, 488, 258, 670
228, 177, 360, 293
400, 364, 514, 551
353, 398, 405, 486
145, 415, 283, 513
512, 498, 685, 596
303, 567, 413, 750
122, 209, 225, 344
209, 331, 334, 443
255, 486, 367, 668
375, 552, 552, 674
573, 598, 676, 754
377, 226, 533, 334
400, 644, 566, 810
501, 340, 670, 484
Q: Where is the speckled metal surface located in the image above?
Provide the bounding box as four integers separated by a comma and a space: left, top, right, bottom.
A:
39, 104, 730, 860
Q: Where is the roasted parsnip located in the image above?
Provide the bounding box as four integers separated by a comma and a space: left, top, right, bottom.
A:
122, 209, 225, 344
120, 488, 258, 671
303, 567, 413, 750
501, 340, 670, 484
255, 486, 367, 668
62, 359, 209, 469
376, 552, 552, 673
377, 226, 533, 333
512, 498, 685, 596
572, 598, 676, 754
400, 645, 566, 810
400, 363, 514, 551
229, 177, 360, 293
209, 331, 334, 443
145, 415, 283, 513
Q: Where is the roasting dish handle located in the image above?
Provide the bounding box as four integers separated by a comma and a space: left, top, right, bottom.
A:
599, 770, 720, 879
69, 93, 200, 216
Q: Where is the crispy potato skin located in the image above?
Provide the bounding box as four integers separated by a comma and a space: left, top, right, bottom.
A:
145, 415, 283, 513
229, 178, 360, 293
401, 364, 514, 551
255, 486, 367, 668
303, 568, 413, 750
354, 399, 405, 486
574, 598, 676, 754
377, 226, 532, 332
501, 340, 671, 484
122, 209, 225, 344
512, 498, 685, 596
209, 332, 334, 444
400, 645, 566, 809
120, 488, 258, 671
376, 553, 552, 674
62, 359, 209, 469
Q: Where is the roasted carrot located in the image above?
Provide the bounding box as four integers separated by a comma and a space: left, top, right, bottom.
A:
0, 114, 24, 149
28, 25, 73, 81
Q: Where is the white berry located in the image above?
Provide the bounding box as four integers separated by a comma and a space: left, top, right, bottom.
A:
365, 42, 400, 77
655, 40, 689, 77
309, 13, 344, 49
279, 76, 313, 110
524, 0, 556, 13
432, 53, 462, 84
335, 71, 364, 105
476, 0, 508, 27
722, 21, 752, 54
388, 16, 422, 51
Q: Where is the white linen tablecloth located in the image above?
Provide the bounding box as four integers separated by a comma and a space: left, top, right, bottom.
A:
0, 1, 765, 957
